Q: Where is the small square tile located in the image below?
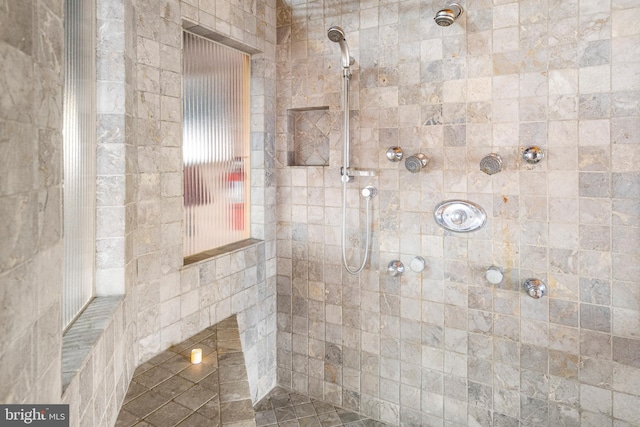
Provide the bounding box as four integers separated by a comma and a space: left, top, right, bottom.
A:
159, 355, 191, 374
222, 421, 257, 427
613, 337, 640, 368
253, 398, 273, 412
198, 371, 220, 392
294, 402, 316, 418
218, 351, 246, 367
179, 361, 217, 383
298, 416, 323, 427
133, 363, 155, 378
255, 410, 277, 427
144, 401, 191, 427
218, 339, 243, 354
317, 411, 341, 427
147, 350, 178, 366
221, 399, 256, 423
196, 398, 220, 421
289, 392, 312, 405
580, 304, 611, 333
175, 412, 211, 427
219, 381, 252, 402
268, 386, 291, 396
114, 410, 138, 427
152, 375, 194, 399
337, 408, 362, 424
123, 391, 171, 420
275, 405, 297, 423
174, 384, 216, 410
271, 395, 293, 408
218, 364, 249, 383
218, 328, 241, 341
124, 382, 149, 405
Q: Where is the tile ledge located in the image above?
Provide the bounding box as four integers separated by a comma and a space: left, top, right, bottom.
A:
183, 238, 263, 267
61, 295, 124, 394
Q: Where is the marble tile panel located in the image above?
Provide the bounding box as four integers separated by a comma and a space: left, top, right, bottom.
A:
580, 383, 613, 416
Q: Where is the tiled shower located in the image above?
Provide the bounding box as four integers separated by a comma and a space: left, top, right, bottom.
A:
0, 0, 639, 427
274, 0, 640, 425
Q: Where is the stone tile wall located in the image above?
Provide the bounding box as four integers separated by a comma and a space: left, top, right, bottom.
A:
1, 0, 278, 425
132, 0, 278, 403
0, 0, 66, 405
275, 0, 640, 425
0, 1, 138, 425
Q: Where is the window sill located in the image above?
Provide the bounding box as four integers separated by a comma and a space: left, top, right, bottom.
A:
183, 238, 262, 267
61, 295, 124, 393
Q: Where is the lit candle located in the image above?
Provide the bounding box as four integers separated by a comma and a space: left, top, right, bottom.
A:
190, 348, 202, 364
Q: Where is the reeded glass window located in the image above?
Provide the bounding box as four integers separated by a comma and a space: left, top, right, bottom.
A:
183, 32, 251, 257
62, 0, 96, 328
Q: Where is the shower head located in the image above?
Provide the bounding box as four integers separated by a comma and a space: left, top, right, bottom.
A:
480, 153, 503, 175
327, 26, 353, 69
434, 3, 463, 26
327, 26, 345, 43
405, 153, 428, 173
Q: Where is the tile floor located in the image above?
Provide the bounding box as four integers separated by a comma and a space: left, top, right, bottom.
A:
116, 316, 392, 427
116, 316, 255, 427
253, 387, 392, 427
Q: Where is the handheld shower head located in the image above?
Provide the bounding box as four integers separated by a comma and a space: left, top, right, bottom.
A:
434, 3, 463, 26
327, 26, 353, 69
327, 26, 345, 43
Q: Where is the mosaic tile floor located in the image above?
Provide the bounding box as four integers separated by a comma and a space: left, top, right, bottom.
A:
116, 315, 392, 427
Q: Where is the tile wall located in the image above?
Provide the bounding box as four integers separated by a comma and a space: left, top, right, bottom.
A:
132, 0, 279, 402
0, 0, 67, 404
2, 0, 639, 426
275, 0, 640, 425
1, 0, 278, 425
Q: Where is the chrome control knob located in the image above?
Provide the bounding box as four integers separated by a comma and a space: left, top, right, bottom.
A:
361, 185, 377, 199
485, 266, 504, 285
522, 146, 545, 164
386, 147, 403, 162
523, 278, 546, 299
388, 260, 404, 277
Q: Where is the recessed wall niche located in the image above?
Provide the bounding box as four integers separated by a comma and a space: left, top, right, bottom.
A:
287, 107, 330, 166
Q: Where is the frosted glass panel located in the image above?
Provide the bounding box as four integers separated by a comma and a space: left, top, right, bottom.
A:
63, 0, 96, 328
183, 32, 251, 257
